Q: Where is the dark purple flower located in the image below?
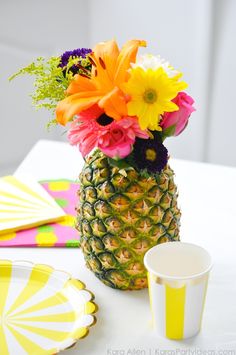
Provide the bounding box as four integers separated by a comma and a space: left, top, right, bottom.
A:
133, 137, 168, 173
59, 48, 92, 75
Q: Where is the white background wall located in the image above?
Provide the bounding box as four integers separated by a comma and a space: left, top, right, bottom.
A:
0, 0, 235, 175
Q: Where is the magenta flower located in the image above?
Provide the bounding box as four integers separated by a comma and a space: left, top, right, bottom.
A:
98, 118, 149, 158
67, 105, 149, 159
67, 105, 103, 157
160, 92, 195, 136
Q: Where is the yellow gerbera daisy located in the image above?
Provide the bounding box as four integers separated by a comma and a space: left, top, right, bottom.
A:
122, 67, 187, 130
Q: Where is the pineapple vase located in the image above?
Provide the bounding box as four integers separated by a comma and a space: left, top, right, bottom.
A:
13, 38, 195, 291
76, 150, 181, 290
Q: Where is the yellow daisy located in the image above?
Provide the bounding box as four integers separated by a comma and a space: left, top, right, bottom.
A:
122, 67, 187, 130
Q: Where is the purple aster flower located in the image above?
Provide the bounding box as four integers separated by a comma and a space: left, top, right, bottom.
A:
59, 48, 92, 76
133, 137, 168, 173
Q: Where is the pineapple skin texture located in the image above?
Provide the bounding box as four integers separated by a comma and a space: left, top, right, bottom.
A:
76, 151, 181, 290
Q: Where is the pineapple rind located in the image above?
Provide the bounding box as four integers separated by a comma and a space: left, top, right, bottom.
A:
77, 151, 181, 290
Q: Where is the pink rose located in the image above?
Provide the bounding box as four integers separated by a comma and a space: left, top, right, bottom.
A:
161, 92, 195, 136
98, 118, 149, 159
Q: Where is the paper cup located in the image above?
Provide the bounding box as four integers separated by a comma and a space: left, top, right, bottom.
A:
144, 242, 212, 340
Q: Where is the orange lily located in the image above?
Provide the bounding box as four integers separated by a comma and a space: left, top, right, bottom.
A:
56, 39, 146, 125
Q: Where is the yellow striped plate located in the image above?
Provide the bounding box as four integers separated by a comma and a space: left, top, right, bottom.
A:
0, 260, 98, 354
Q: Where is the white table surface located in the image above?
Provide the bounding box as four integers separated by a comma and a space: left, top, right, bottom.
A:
2, 139, 236, 354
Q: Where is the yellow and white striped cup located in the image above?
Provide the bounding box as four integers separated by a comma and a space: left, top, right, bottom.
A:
144, 242, 212, 340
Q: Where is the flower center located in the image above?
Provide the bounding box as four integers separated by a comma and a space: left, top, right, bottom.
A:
143, 89, 157, 104
145, 148, 157, 162
96, 114, 114, 126
111, 128, 124, 141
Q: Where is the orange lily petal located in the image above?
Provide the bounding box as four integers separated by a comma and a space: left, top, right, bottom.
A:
90, 39, 119, 91
92, 40, 119, 81
56, 92, 102, 125
67, 75, 96, 95
98, 87, 128, 120
55, 39, 145, 126
114, 39, 146, 85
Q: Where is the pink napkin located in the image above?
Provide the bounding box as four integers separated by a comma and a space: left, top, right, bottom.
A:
0, 180, 80, 247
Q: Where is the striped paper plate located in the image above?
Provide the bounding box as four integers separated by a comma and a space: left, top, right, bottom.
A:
0, 260, 97, 354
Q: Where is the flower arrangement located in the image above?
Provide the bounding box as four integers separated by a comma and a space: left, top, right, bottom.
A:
11, 39, 196, 290
11, 39, 195, 174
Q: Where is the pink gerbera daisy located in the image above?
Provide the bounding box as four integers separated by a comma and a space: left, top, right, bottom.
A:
67, 105, 149, 159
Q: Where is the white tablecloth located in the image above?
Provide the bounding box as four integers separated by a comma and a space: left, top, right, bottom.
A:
2, 139, 235, 354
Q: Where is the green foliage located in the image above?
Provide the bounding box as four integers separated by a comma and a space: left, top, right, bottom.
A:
161, 124, 176, 140
9, 55, 91, 124
107, 157, 131, 170
139, 168, 156, 178
124, 151, 137, 168
108, 152, 159, 177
